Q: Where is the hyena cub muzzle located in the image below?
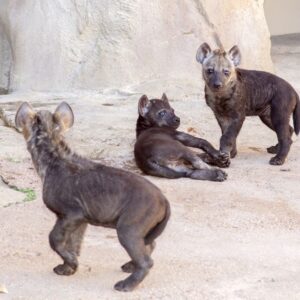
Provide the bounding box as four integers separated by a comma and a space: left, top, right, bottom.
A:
134, 93, 229, 181
196, 42, 300, 166
15, 101, 170, 292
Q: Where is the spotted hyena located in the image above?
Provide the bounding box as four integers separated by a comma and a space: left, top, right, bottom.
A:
196, 42, 300, 166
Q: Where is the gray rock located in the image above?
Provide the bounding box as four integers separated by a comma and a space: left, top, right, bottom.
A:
0, 0, 273, 92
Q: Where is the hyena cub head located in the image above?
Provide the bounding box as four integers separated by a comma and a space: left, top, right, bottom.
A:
15, 102, 74, 142
138, 93, 180, 129
196, 43, 241, 92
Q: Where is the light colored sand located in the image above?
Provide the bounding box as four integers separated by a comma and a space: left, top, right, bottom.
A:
0, 36, 300, 299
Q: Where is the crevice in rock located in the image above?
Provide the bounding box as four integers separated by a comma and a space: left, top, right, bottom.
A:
0, 21, 12, 94
193, 0, 223, 48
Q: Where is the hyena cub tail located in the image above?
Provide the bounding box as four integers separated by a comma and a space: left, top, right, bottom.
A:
145, 200, 171, 245
293, 94, 300, 135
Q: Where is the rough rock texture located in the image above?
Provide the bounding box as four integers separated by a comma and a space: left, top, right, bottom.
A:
0, 24, 11, 94
0, 0, 273, 92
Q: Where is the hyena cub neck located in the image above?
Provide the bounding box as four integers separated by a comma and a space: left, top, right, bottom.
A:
15, 102, 76, 180
136, 93, 180, 137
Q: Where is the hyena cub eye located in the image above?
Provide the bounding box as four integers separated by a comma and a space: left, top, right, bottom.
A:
223, 69, 230, 76
207, 68, 214, 74
158, 110, 167, 117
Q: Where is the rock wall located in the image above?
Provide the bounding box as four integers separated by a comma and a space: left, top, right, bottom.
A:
0, 0, 273, 93
0, 22, 11, 94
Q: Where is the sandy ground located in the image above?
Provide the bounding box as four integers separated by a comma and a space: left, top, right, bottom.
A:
0, 36, 300, 300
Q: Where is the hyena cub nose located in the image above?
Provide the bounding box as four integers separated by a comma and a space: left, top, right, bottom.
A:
213, 82, 223, 89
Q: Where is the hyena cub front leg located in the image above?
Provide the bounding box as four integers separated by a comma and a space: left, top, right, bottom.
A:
66, 223, 88, 256
49, 216, 86, 275
197, 152, 230, 168
174, 132, 230, 167
218, 116, 245, 159
182, 151, 227, 181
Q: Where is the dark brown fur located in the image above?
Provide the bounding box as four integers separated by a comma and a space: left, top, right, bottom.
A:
134, 94, 229, 181
196, 42, 300, 165
15, 102, 170, 292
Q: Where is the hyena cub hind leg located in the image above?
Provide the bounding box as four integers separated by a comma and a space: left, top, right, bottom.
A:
182, 151, 227, 181
115, 226, 153, 292
121, 242, 156, 273
146, 159, 188, 179
269, 106, 293, 165
267, 126, 293, 154
259, 109, 294, 155
190, 169, 227, 181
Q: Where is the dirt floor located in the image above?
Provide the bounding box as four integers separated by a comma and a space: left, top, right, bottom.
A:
1, 36, 300, 300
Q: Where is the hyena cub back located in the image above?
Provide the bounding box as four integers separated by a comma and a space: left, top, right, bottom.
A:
196, 42, 300, 165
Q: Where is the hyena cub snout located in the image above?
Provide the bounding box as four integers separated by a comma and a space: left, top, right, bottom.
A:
139, 93, 180, 129
196, 43, 240, 91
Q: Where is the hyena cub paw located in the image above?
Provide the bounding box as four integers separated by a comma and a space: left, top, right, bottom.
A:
269, 156, 285, 166
114, 279, 136, 292
121, 261, 136, 273
267, 144, 278, 154
214, 169, 228, 181
215, 152, 231, 168
53, 264, 76, 276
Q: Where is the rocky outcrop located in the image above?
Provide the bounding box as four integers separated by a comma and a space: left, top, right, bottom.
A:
0, 0, 273, 92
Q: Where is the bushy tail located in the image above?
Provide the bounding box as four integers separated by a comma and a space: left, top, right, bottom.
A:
145, 200, 171, 245
293, 94, 300, 135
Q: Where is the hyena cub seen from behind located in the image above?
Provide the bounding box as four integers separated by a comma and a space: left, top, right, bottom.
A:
134, 94, 229, 181
196, 43, 300, 165
15, 102, 170, 292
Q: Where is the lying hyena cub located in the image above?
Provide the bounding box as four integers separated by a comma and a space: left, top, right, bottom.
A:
134, 94, 229, 181
15, 102, 170, 292
196, 43, 300, 166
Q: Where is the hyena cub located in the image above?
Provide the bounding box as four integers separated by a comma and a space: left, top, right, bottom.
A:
134, 94, 229, 181
196, 43, 300, 165
15, 102, 170, 292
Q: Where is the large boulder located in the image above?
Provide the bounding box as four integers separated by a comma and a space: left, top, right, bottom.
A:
0, 0, 273, 93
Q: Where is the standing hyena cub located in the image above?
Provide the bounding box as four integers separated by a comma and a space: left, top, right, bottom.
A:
134, 94, 229, 181
196, 43, 300, 165
15, 102, 170, 292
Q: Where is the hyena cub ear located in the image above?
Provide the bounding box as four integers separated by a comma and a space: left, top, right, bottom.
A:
196, 43, 212, 64
15, 102, 35, 130
228, 45, 241, 66
161, 93, 169, 104
54, 102, 74, 132
138, 95, 150, 117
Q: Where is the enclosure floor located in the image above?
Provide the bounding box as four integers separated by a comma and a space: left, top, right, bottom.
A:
0, 35, 300, 299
